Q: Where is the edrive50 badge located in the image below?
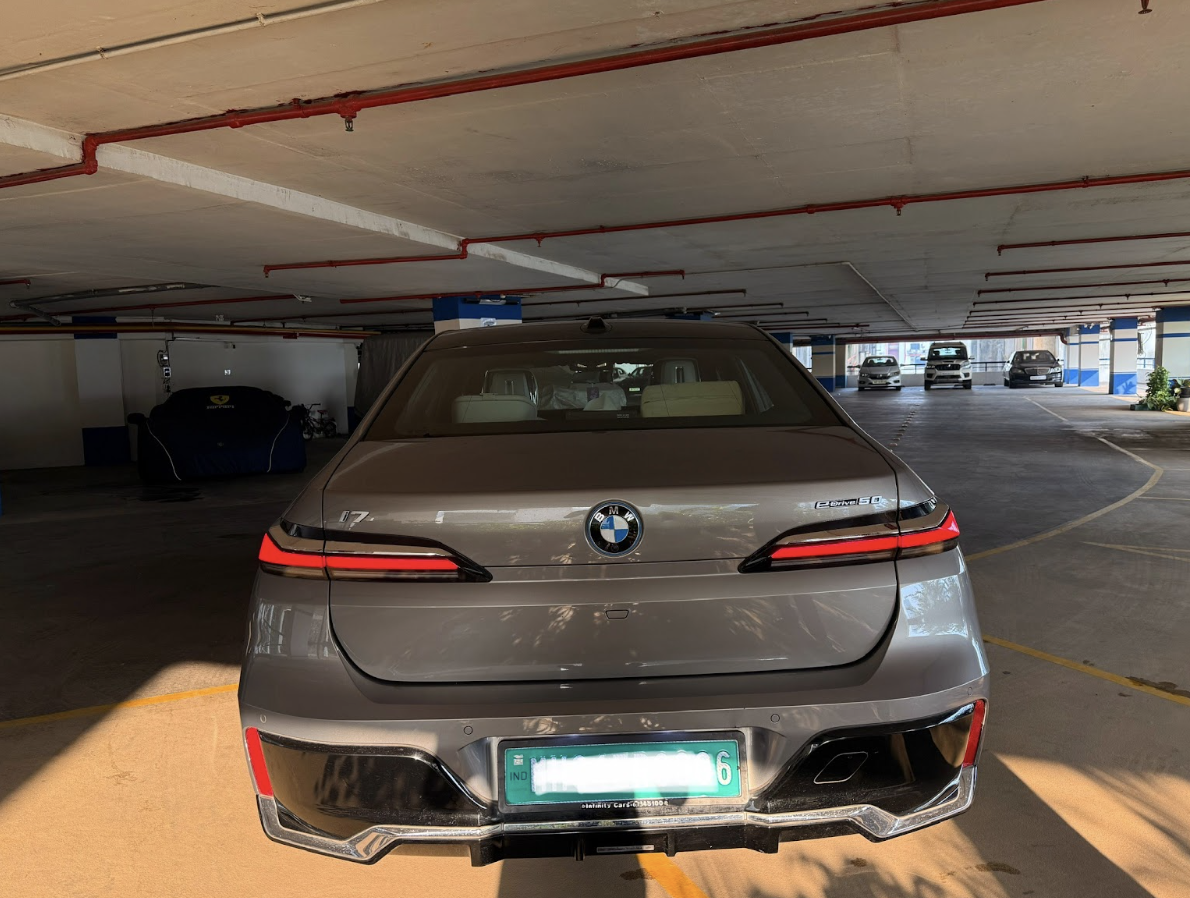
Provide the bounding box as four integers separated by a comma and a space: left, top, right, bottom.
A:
586, 501, 643, 557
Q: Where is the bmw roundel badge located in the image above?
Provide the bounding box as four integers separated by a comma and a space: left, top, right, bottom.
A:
586, 501, 643, 558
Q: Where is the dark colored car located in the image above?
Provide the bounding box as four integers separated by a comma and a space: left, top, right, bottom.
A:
1004, 350, 1063, 388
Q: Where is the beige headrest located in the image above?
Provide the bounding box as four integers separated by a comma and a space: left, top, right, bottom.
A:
640, 382, 744, 418
452, 394, 538, 423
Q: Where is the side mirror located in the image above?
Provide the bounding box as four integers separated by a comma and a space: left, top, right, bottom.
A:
127, 412, 146, 425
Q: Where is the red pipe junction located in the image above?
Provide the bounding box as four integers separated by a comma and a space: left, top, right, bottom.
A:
0, 0, 1058, 194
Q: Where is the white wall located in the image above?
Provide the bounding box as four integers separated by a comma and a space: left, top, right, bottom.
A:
0, 337, 85, 469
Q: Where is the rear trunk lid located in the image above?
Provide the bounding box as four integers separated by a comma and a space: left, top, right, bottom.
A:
325, 426, 900, 682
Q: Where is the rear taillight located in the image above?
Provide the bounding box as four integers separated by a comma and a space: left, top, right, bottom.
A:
257, 522, 490, 582
742, 499, 960, 572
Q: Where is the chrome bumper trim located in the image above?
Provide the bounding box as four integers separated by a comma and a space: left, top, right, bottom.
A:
256, 766, 976, 862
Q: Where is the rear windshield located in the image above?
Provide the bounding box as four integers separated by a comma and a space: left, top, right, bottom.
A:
928, 345, 969, 361
862, 357, 898, 367
365, 337, 841, 438
1013, 351, 1057, 364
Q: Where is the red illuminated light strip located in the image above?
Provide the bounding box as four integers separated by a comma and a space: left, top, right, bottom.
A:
770, 511, 960, 560
257, 534, 458, 572
244, 727, 273, 797
962, 700, 987, 768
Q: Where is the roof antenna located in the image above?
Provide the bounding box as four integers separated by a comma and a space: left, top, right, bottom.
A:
582, 315, 608, 333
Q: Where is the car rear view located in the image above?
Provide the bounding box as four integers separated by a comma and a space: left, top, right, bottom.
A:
238, 320, 988, 865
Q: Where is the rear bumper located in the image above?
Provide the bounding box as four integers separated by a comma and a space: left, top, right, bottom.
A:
1007, 372, 1063, 386
250, 707, 983, 865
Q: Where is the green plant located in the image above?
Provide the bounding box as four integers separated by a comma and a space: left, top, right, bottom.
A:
1142, 365, 1177, 410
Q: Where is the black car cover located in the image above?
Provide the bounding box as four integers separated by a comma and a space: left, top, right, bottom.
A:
128, 386, 306, 483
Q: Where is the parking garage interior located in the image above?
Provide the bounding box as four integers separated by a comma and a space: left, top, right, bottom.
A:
2, 1, 1190, 896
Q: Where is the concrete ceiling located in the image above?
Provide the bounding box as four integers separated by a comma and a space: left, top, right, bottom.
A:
3, 0, 1190, 337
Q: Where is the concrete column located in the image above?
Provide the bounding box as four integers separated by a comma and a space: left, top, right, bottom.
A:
1064, 327, 1080, 385
72, 316, 130, 465
810, 335, 837, 392
835, 343, 851, 390
432, 295, 521, 333
1155, 307, 1190, 381
1077, 324, 1100, 387
1108, 317, 1139, 395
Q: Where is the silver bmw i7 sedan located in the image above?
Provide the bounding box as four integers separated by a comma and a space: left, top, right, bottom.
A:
239, 318, 988, 866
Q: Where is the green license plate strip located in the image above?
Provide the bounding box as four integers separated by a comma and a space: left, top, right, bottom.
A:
503, 739, 742, 806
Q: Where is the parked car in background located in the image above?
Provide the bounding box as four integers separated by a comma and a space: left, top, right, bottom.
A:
240, 319, 988, 866
924, 343, 972, 390
1004, 350, 1063, 388
857, 356, 902, 391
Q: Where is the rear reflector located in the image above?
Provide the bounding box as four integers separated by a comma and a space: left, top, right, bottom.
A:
245, 727, 273, 797
962, 699, 987, 768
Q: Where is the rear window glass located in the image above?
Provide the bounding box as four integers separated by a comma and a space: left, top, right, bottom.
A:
928, 345, 969, 361
1013, 351, 1057, 364
365, 337, 841, 438
862, 357, 898, 367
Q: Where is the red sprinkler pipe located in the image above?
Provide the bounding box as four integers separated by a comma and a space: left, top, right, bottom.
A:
0, 0, 1060, 194
977, 277, 1190, 295
986, 260, 1190, 279
335, 272, 683, 304
0, 322, 376, 338
264, 247, 471, 277
998, 229, 1190, 254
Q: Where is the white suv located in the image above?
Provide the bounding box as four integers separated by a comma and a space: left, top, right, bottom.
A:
924, 342, 972, 390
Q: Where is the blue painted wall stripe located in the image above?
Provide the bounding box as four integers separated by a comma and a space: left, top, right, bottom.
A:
1157, 332, 1190, 340
1079, 369, 1100, 387
815, 375, 836, 392
1157, 307, 1190, 324
1111, 372, 1137, 395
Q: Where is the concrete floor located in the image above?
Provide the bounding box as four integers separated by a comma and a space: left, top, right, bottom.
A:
2, 388, 1189, 897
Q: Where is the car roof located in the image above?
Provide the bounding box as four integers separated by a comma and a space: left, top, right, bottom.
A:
928, 341, 967, 347
425, 318, 771, 350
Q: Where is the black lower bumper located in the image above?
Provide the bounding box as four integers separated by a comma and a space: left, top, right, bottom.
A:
254, 704, 984, 865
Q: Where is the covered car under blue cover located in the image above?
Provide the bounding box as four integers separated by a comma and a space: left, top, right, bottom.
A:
128, 386, 305, 483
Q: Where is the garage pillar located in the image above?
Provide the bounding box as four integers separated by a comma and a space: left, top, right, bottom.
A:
1063, 327, 1080, 385
1077, 324, 1100, 387
72, 316, 131, 465
1155, 307, 1190, 381
835, 343, 851, 389
432, 296, 522, 333
1108, 317, 1139, 395
810, 335, 837, 392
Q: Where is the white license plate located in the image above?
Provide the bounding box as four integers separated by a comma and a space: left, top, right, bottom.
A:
1030, 375, 1047, 380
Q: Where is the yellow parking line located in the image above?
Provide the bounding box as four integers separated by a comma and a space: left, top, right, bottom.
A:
638, 853, 711, 898
983, 635, 1190, 707
0, 683, 238, 732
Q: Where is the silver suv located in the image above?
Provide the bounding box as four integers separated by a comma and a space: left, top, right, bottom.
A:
924, 342, 973, 390
239, 319, 988, 865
